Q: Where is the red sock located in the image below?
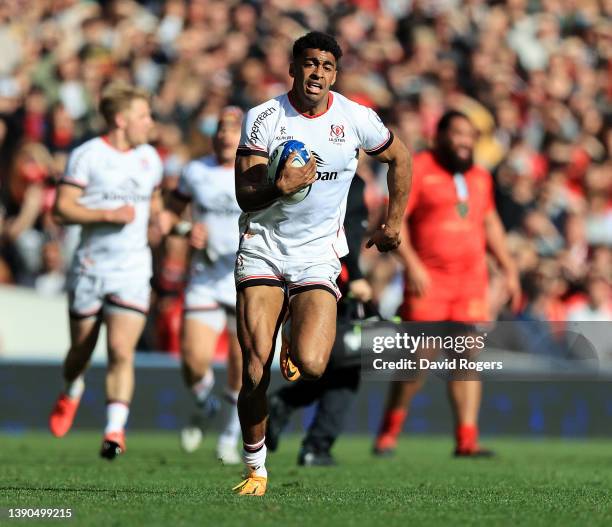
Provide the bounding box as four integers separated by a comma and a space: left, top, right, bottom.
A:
378, 409, 407, 439
455, 424, 479, 453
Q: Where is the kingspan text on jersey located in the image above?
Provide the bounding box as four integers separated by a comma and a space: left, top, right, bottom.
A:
315, 171, 338, 180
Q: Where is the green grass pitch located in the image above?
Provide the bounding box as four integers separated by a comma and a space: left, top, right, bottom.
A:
1, 432, 611, 526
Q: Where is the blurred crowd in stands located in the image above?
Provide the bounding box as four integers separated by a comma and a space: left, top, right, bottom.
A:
0, 0, 610, 353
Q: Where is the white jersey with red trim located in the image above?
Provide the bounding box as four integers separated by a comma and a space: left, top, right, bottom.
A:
61, 136, 163, 276
176, 155, 242, 272
237, 91, 392, 262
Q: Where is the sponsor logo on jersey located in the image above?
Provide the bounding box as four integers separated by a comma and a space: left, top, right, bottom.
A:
311, 151, 328, 167
197, 195, 241, 216
126, 177, 139, 190
311, 151, 338, 180
275, 125, 293, 141
329, 123, 346, 144
102, 176, 150, 202
102, 192, 151, 202
316, 171, 338, 180
249, 106, 277, 143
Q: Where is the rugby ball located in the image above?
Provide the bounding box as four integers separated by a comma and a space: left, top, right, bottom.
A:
267, 140, 312, 204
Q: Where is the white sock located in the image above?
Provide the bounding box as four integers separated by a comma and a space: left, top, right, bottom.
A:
219, 389, 241, 446
243, 440, 267, 478
192, 369, 214, 406
104, 401, 129, 434
64, 376, 85, 400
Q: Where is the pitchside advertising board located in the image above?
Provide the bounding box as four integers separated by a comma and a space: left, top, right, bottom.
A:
2, 318, 612, 436
4, 363, 612, 436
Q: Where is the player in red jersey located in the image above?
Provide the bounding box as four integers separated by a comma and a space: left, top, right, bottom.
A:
374, 110, 520, 457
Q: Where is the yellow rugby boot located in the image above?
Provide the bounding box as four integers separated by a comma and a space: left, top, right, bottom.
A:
232, 472, 267, 496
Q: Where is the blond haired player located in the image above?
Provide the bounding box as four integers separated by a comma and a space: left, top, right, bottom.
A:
49, 82, 163, 459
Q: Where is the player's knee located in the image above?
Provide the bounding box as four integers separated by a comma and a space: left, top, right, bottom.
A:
295, 353, 327, 380
181, 341, 207, 374
107, 342, 134, 366
66, 344, 92, 362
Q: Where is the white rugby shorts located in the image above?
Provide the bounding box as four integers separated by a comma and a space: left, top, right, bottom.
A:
67, 271, 151, 319
184, 258, 237, 333
234, 250, 341, 301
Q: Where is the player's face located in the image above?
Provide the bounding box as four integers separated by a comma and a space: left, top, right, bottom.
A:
213, 118, 241, 164
438, 117, 476, 172
121, 98, 154, 147
291, 49, 337, 105
446, 117, 476, 161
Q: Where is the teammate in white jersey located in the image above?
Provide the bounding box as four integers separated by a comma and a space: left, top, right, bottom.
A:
48, 83, 163, 460
163, 107, 244, 464
232, 32, 412, 495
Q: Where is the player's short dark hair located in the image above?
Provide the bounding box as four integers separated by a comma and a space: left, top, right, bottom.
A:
292, 31, 343, 64
436, 110, 471, 137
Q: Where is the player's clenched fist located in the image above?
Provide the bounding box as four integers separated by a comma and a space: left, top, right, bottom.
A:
104, 204, 136, 224
189, 222, 208, 250
366, 224, 400, 252
275, 153, 317, 196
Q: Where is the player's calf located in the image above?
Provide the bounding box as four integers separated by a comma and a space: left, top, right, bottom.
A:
105, 345, 135, 402
240, 346, 273, 396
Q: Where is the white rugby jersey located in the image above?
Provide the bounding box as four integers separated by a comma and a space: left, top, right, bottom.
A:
60, 136, 163, 275
237, 91, 393, 262
176, 155, 242, 268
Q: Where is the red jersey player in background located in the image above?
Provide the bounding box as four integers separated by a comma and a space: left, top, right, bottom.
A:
374, 110, 521, 457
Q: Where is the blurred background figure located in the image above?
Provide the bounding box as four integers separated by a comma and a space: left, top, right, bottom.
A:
47, 82, 162, 461
373, 111, 519, 458
161, 106, 244, 465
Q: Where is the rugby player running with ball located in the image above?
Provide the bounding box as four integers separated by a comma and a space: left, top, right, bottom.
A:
232, 31, 412, 496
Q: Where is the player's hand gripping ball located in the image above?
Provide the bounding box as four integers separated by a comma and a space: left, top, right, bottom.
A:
267, 140, 313, 204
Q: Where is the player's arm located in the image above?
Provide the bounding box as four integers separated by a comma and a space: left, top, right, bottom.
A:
156, 184, 208, 250
393, 217, 430, 296
4, 184, 43, 241
366, 136, 412, 252
150, 187, 163, 216
53, 184, 134, 225
161, 187, 190, 230
235, 152, 316, 212
148, 187, 167, 248
484, 209, 521, 310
